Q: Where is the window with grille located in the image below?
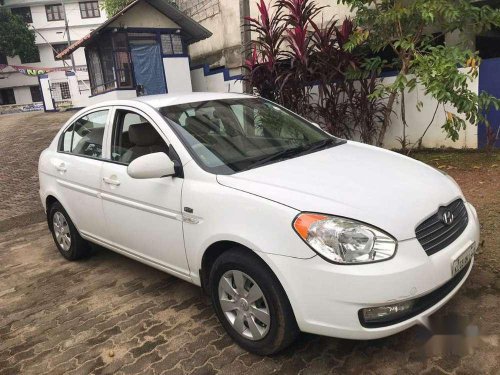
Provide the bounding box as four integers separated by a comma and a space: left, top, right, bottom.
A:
87, 47, 106, 95
87, 33, 134, 96
51, 82, 71, 101
52, 44, 69, 60
45, 4, 64, 21
160, 34, 184, 55
60, 82, 71, 100
79, 1, 100, 18
11, 7, 33, 23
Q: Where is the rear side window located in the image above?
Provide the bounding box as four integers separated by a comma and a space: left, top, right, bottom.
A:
60, 110, 109, 158
61, 124, 74, 152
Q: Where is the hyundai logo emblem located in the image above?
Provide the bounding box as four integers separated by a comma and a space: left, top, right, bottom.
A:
442, 210, 454, 225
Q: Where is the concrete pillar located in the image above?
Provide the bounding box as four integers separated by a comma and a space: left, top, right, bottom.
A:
66, 71, 82, 107
39, 74, 56, 112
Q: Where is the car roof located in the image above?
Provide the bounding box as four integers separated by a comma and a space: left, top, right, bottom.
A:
133, 92, 254, 108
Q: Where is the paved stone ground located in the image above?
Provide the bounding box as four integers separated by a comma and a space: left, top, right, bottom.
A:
0, 112, 499, 374
0, 111, 74, 229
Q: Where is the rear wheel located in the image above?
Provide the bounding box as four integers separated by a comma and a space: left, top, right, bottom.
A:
48, 202, 89, 260
209, 248, 299, 355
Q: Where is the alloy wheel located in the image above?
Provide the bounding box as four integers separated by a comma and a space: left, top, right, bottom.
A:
218, 270, 271, 340
53, 211, 71, 251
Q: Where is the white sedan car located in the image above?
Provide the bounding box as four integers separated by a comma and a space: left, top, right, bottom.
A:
39, 92, 479, 355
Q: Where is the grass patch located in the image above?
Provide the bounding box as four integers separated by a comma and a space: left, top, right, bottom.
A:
405, 149, 499, 170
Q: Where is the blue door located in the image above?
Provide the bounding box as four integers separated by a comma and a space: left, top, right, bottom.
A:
130, 43, 167, 95
478, 58, 500, 149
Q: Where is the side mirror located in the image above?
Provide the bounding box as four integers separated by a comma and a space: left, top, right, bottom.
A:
127, 152, 176, 179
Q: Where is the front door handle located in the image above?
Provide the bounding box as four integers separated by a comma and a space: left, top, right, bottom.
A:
55, 162, 67, 172
103, 177, 121, 186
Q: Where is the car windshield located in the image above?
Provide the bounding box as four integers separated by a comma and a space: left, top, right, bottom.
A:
159, 97, 343, 174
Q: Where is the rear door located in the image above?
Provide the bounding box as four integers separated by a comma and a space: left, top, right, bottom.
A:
51, 108, 111, 239
99, 106, 189, 278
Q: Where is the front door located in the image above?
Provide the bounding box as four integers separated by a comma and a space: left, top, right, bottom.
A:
130, 42, 167, 95
100, 107, 188, 277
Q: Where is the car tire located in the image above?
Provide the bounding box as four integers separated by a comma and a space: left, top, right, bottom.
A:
209, 247, 299, 355
48, 202, 89, 260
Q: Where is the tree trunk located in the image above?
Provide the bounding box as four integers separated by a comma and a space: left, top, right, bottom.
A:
377, 61, 409, 147
377, 90, 397, 147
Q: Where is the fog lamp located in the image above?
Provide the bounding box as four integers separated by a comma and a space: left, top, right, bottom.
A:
361, 300, 414, 323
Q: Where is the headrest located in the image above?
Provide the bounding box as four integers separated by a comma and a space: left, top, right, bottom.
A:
86, 127, 105, 144
128, 122, 161, 146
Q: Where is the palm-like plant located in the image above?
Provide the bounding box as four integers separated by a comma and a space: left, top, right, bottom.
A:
243, 0, 388, 144
244, 0, 285, 100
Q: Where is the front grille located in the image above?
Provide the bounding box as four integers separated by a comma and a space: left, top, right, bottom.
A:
415, 199, 468, 256
359, 259, 471, 328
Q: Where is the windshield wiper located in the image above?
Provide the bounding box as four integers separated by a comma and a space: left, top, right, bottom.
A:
301, 138, 337, 153
247, 138, 340, 170
249, 145, 308, 169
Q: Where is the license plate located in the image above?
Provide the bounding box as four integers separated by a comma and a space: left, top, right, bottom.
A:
451, 242, 476, 277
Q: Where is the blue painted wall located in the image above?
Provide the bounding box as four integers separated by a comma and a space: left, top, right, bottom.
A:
478, 58, 500, 149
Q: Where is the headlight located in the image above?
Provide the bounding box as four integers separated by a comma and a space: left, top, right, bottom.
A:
293, 213, 397, 264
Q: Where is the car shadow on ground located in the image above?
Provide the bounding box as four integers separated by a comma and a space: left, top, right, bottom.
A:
84, 242, 485, 371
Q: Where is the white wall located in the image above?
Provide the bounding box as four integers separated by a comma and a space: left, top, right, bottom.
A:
185, 0, 353, 68
248, 0, 353, 28
381, 69, 478, 149
184, 0, 242, 66
109, 1, 179, 28
163, 58, 193, 93
191, 65, 479, 149
25, 2, 108, 32
13, 87, 33, 105
190, 67, 243, 93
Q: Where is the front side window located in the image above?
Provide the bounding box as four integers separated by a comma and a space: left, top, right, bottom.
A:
79, 1, 100, 18
60, 110, 109, 158
160, 98, 342, 174
111, 110, 168, 164
45, 4, 64, 21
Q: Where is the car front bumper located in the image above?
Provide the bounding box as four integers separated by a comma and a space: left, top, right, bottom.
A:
263, 202, 480, 340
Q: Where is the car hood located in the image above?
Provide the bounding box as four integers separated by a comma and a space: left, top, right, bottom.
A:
217, 141, 463, 240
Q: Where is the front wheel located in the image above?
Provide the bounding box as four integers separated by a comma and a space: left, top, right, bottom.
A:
209, 248, 299, 355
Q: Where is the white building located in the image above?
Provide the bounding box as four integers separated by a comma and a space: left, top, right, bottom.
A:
56, 0, 212, 107
0, 0, 108, 106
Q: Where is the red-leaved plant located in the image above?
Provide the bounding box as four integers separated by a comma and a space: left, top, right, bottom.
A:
243, 0, 388, 144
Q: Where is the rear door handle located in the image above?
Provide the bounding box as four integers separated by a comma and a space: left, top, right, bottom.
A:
103, 177, 121, 186
55, 162, 67, 172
